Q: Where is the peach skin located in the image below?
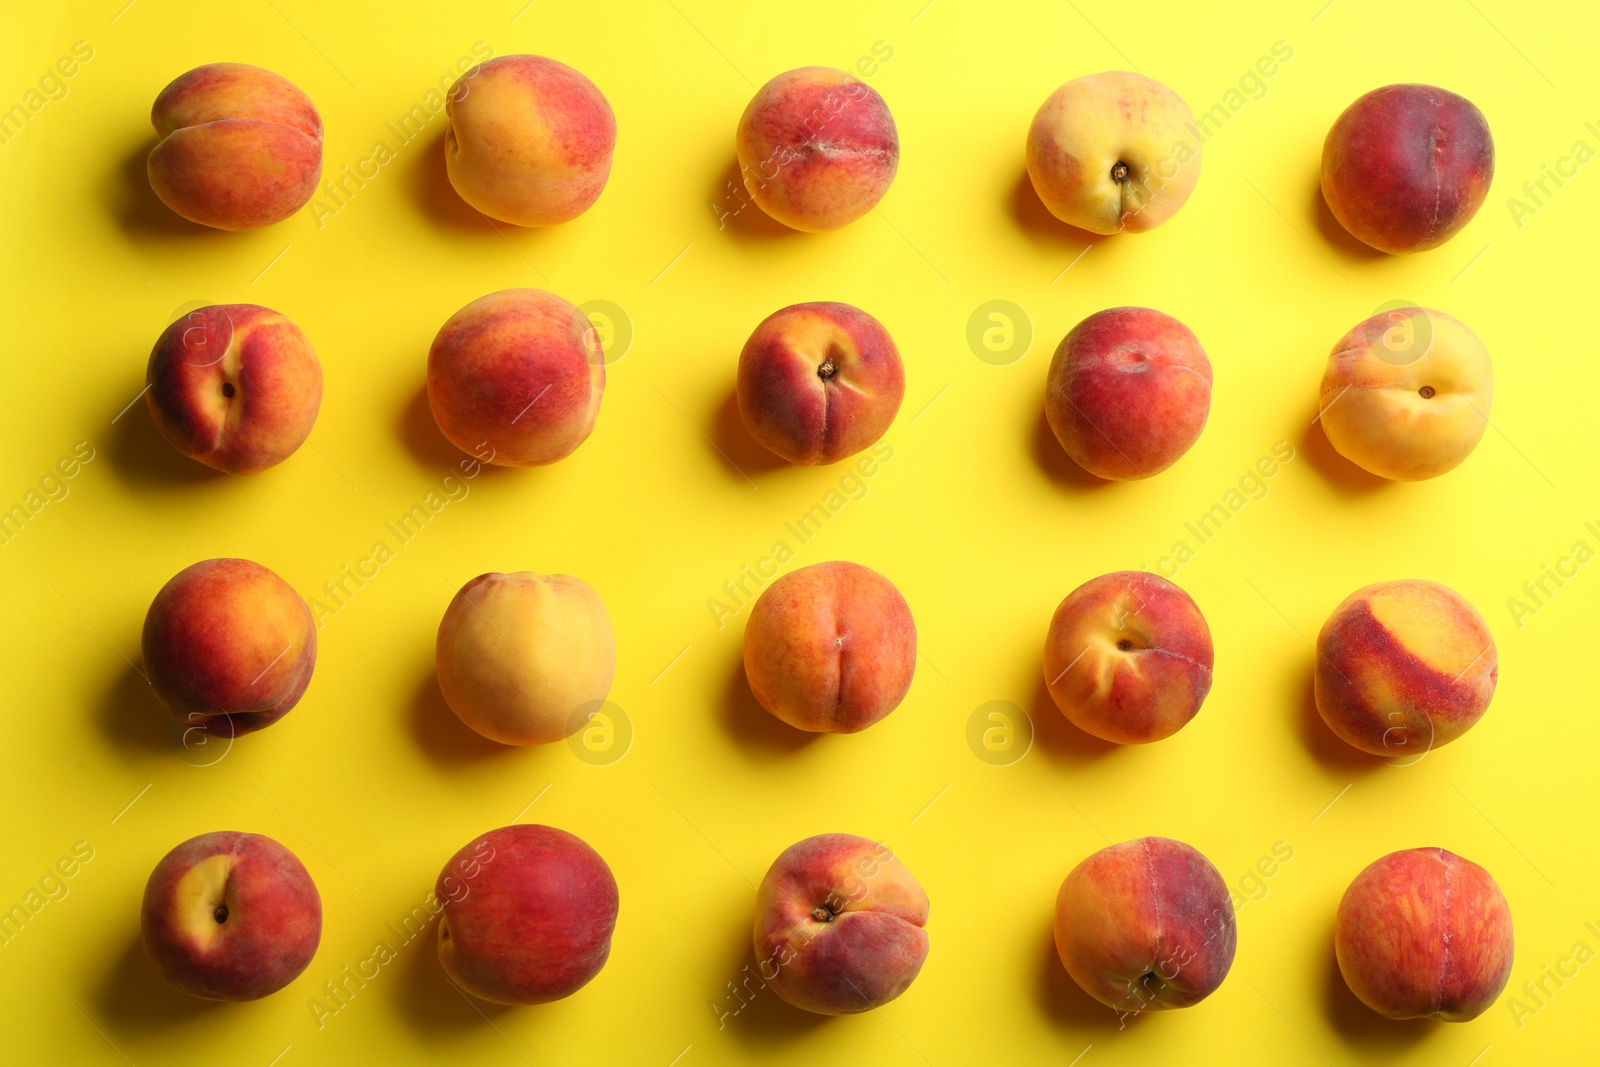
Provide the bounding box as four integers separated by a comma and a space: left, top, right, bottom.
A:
1043, 571, 1213, 744
141, 558, 316, 737
754, 834, 929, 1015
141, 831, 321, 1001
1319, 307, 1492, 481
1314, 579, 1496, 758
1054, 837, 1236, 1012
1026, 71, 1201, 234
1336, 848, 1513, 1020
737, 302, 904, 466
436, 571, 616, 746
148, 63, 322, 230
1045, 306, 1212, 480
1322, 85, 1494, 254
444, 55, 616, 227
743, 561, 916, 734
736, 67, 899, 232
146, 303, 323, 475
427, 289, 605, 467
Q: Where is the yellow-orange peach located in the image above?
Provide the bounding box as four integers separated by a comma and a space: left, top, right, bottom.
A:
1336, 848, 1513, 1020
436, 572, 616, 745
743, 562, 916, 734
148, 63, 322, 230
444, 55, 616, 227
737, 302, 904, 466
427, 289, 604, 467
141, 558, 316, 737
1026, 71, 1201, 234
1045, 307, 1211, 480
1054, 837, 1235, 1012
1314, 579, 1496, 758
141, 831, 321, 1001
754, 834, 928, 1014
146, 304, 322, 474
1319, 307, 1492, 481
1043, 571, 1213, 744
736, 67, 899, 232
1322, 85, 1494, 254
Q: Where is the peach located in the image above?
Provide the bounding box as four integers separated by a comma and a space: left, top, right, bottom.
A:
444, 55, 615, 227
1054, 837, 1235, 1012
148, 63, 322, 231
146, 303, 322, 475
735, 67, 899, 232
1319, 307, 1492, 481
743, 561, 916, 734
1043, 571, 1213, 744
427, 289, 605, 467
1026, 71, 1201, 234
754, 834, 928, 1015
141, 558, 315, 737
437, 824, 618, 1005
737, 302, 904, 466
1045, 306, 1211, 480
1321, 84, 1494, 254
141, 831, 321, 1001
1315, 579, 1496, 758
1336, 848, 1513, 1020
436, 571, 616, 745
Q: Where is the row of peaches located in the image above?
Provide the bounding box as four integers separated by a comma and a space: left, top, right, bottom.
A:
143, 824, 1507, 1024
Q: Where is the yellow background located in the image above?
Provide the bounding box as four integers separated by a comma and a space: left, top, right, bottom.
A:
2, 0, 1595, 1063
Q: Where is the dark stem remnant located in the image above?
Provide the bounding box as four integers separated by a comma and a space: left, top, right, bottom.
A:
811, 904, 836, 923
1116, 638, 1134, 651
818, 357, 838, 381
221, 382, 236, 398
1418, 385, 1436, 398
213, 905, 229, 924
1111, 161, 1130, 183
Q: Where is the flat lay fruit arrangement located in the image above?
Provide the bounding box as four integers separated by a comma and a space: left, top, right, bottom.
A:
2, 1, 1596, 1064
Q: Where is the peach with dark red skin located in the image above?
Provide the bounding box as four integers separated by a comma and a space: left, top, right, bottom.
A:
1315, 579, 1496, 757
146, 303, 323, 475
141, 831, 321, 1001
1321, 84, 1494, 254
427, 289, 604, 467
1045, 307, 1212, 480
1054, 836, 1235, 1012
737, 302, 904, 466
141, 558, 316, 737
1043, 571, 1213, 744
437, 824, 618, 1005
736, 67, 899, 232
743, 561, 916, 734
148, 63, 322, 231
754, 833, 929, 1015
445, 55, 616, 227
1336, 848, 1513, 1020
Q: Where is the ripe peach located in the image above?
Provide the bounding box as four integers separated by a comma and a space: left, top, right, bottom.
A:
1319, 307, 1492, 481
737, 302, 903, 466
1315, 579, 1496, 758
735, 67, 899, 232
1054, 837, 1235, 1012
754, 834, 929, 1014
1045, 306, 1211, 480
148, 63, 322, 231
141, 831, 321, 1001
427, 289, 604, 467
437, 824, 619, 1005
141, 558, 316, 737
146, 303, 322, 475
1336, 848, 1513, 1020
1321, 84, 1494, 254
444, 55, 615, 227
1026, 71, 1201, 234
743, 561, 916, 734
1043, 571, 1213, 744
436, 571, 616, 746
